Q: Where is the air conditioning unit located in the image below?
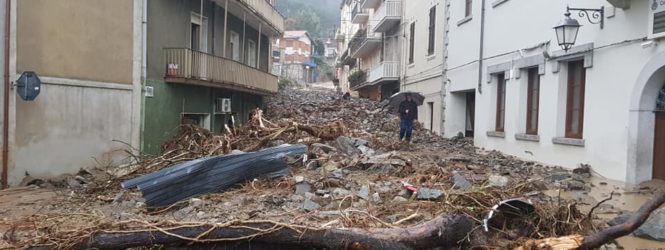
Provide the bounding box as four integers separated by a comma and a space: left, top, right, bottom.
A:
215, 98, 232, 113
649, 0, 665, 39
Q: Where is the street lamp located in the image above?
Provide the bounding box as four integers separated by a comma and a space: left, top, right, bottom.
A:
554, 6, 604, 52
554, 12, 581, 52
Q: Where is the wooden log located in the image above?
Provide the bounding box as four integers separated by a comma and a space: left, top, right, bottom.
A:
516, 192, 665, 250
65, 214, 473, 250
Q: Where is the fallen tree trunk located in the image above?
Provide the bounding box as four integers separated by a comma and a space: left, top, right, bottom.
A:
63, 214, 473, 250
517, 192, 665, 250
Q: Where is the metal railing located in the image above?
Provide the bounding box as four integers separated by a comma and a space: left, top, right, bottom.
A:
164, 48, 278, 93
239, 0, 285, 33
349, 26, 382, 58
374, 0, 402, 25
352, 4, 368, 22
368, 61, 400, 83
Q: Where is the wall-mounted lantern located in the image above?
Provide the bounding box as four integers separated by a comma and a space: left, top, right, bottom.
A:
554, 6, 604, 52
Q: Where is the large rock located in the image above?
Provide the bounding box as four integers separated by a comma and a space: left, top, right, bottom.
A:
333, 137, 361, 156
453, 173, 472, 191
488, 175, 509, 187
607, 208, 665, 241
417, 188, 445, 201
356, 185, 370, 200
311, 143, 337, 155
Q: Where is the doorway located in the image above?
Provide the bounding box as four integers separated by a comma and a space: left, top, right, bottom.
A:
428, 102, 434, 131
465, 92, 475, 137
654, 86, 665, 180
655, 111, 665, 180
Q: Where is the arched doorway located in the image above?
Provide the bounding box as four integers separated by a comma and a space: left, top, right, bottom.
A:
627, 51, 665, 184
654, 86, 665, 180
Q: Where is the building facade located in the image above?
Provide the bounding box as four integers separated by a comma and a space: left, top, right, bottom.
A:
401, 0, 447, 134
348, 0, 401, 100
278, 30, 315, 83
143, 0, 283, 155
444, 0, 664, 183
2, 0, 142, 186
336, 0, 361, 94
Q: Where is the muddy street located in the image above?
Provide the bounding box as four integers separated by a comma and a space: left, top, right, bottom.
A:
1, 86, 664, 249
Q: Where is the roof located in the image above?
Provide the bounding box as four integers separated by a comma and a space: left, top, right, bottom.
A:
283, 30, 312, 41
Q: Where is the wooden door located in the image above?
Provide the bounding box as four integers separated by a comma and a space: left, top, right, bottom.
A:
655, 111, 665, 180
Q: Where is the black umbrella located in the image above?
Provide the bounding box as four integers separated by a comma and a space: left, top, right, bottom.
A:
386, 91, 425, 112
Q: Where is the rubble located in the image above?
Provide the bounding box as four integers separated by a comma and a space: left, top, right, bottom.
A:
3, 87, 661, 249
608, 208, 665, 241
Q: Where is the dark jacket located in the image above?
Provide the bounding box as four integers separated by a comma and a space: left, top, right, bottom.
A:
399, 100, 418, 120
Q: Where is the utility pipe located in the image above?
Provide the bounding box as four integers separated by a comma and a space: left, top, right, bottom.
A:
222, 0, 228, 57
477, 0, 486, 94
2, 0, 11, 189
139, 0, 147, 152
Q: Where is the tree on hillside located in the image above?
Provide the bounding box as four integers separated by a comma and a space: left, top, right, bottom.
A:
285, 7, 322, 38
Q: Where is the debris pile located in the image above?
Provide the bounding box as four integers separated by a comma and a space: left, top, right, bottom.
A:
3, 87, 664, 249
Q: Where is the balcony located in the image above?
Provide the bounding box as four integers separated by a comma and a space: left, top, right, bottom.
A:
164, 48, 278, 95
349, 28, 382, 59
352, 5, 369, 24
360, 0, 381, 9
235, 0, 285, 34
368, 61, 400, 84
373, 0, 402, 33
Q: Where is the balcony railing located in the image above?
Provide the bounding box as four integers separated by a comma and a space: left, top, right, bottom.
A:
352, 5, 369, 24
239, 0, 285, 33
373, 0, 402, 33
349, 27, 382, 58
360, 0, 381, 9
164, 48, 278, 94
368, 61, 400, 83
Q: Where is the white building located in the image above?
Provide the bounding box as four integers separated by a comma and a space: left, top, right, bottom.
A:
336, 0, 361, 94
337, 0, 400, 100
443, 0, 665, 184
401, 0, 447, 134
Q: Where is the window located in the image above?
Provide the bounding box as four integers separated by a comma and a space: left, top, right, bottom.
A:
191, 23, 201, 50
526, 68, 540, 135
657, 86, 665, 110
181, 113, 210, 129
565, 60, 586, 139
428, 6, 436, 55
428, 102, 434, 130
495, 73, 506, 132
380, 35, 385, 62
465, 0, 472, 17
230, 31, 241, 61
409, 22, 415, 64
247, 40, 257, 67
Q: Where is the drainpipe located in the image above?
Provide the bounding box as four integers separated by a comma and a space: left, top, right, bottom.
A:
139, 0, 147, 152
477, 0, 486, 94
222, 0, 228, 57
439, 0, 451, 136
2, 0, 11, 189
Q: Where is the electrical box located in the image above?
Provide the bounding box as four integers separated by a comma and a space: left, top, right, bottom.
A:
16, 71, 41, 101
649, 0, 665, 39
216, 98, 232, 113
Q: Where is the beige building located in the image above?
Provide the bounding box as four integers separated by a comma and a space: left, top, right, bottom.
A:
1, 0, 142, 186
279, 30, 315, 83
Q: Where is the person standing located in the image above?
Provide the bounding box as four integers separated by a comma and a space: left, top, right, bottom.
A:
398, 94, 418, 142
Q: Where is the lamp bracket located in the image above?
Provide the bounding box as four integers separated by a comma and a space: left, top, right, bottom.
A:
567, 6, 605, 29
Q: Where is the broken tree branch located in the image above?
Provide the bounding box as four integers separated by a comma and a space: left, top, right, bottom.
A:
517, 192, 665, 250
579, 192, 665, 249
587, 191, 614, 220
54, 214, 473, 250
